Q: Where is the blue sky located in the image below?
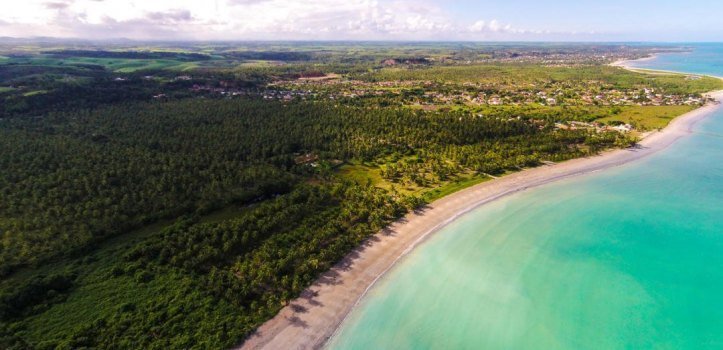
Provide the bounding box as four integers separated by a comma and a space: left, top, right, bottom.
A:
446, 0, 722, 41
0, 0, 721, 41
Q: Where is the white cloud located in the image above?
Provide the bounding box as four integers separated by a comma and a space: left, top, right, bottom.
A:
0, 0, 565, 40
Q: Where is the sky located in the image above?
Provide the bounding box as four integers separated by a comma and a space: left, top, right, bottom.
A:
0, 0, 721, 41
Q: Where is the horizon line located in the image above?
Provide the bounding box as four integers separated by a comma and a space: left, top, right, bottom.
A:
1, 37, 721, 44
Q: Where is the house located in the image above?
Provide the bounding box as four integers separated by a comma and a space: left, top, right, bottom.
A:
613, 124, 632, 132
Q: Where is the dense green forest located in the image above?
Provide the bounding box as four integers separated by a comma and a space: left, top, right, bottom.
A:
0, 43, 714, 349
0, 98, 630, 275
0, 98, 629, 349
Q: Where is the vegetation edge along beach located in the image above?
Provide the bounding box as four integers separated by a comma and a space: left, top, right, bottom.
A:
239, 60, 723, 350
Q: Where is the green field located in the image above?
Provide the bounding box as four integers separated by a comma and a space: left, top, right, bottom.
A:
338, 161, 491, 202
598, 105, 697, 130
235, 60, 284, 68
22, 90, 47, 97
337, 162, 386, 186
0, 56, 262, 74
420, 174, 491, 202
406, 104, 699, 131
61, 57, 201, 72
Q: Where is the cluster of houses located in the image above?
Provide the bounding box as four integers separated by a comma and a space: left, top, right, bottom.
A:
139, 70, 709, 110
189, 84, 250, 96
187, 84, 317, 101
261, 89, 315, 101
238, 83, 707, 107
338, 87, 705, 107
413, 49, 655, 66
580, 87, 706, 106
273, 76, 708, 108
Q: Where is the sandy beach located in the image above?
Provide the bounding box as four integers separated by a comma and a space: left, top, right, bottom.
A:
611, 55, 657, 68
239, 76, 723, 349
611, 55, 709, 77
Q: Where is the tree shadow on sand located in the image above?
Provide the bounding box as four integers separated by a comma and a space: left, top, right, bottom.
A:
290, 303, 308, 313
627, 143, 647, 151
286, 315, 309, 329
316, 269, 343, 286
300, 289, 323, 307
413, 204, 431, 215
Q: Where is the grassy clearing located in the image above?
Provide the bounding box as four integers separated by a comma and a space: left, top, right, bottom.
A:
64, 57, 195, 72
236, 60, 283, 68
420, 174, 491, 202
1, 56, 204, 73
22, 90, 47, 97
598, 105, 697, 130
338, 161, 421, 195
409, 104, 698, 131
337, 162, 385, 186
337, 161, 491, 202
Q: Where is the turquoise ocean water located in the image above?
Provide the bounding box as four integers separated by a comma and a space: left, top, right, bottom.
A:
327, 45, 723, 349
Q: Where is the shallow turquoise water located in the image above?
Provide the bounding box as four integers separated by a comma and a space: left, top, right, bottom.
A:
327, 45, 723, 349
629, 43, 723, 77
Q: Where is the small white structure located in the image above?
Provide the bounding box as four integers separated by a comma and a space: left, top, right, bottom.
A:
613, 123, 633, 132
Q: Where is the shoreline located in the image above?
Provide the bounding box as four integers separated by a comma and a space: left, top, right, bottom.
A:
239, 66, 723, 350
611, 54, 720, 78
610, 54, 657, 69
